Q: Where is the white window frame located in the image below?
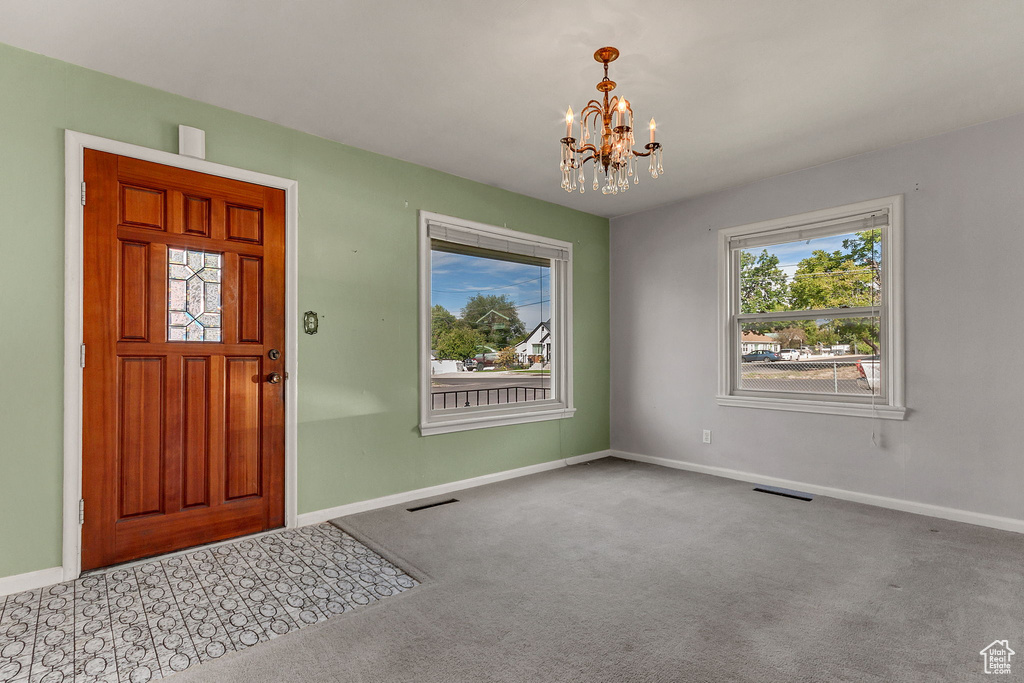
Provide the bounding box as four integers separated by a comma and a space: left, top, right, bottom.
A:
419, 211, 575, 435
717, 195, 906, 420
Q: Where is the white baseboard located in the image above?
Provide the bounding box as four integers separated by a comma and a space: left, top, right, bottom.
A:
612, 450, 1024, 535
296, 450, 612, 526
564, 451, 610, 466
0, 566, 64, 598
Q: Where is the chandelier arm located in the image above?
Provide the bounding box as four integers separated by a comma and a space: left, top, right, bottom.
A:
562, 138, 600, 156
630, 142, 663, 158
580, 107, 604, 128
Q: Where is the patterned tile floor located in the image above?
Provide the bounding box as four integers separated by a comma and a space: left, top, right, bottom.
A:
0, 523, 418, 683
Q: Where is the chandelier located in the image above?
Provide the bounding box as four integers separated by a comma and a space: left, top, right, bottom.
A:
560, 46, 663, 195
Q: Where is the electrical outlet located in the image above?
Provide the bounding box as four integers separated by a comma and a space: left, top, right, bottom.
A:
702, 429, 712, 444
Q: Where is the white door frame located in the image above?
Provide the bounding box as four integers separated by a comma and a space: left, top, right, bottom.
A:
62, 130, 300, 580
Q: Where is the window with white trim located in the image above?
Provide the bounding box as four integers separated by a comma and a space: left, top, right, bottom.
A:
419, 212, 574, 435
717, 196, 905, 419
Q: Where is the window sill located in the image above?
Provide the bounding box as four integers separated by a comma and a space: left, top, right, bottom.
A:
419, 405, 576, 436
716, 395, 906, 420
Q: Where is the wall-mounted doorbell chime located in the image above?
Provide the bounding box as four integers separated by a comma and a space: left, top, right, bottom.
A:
303, 311, 319, 335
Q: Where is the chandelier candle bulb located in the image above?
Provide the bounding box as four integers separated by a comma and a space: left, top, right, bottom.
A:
566, 107, 573, 138
650, 118, 656, 144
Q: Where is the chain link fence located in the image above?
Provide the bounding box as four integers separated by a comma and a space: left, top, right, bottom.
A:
739, 359, 879, 396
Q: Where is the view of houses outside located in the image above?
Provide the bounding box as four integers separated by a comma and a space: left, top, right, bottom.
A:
738, 229, 882, 396
430, 248, 551, 410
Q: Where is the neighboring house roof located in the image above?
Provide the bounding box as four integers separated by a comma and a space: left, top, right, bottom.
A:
521, 320, 550, 339
741, 332, 776, 342
515, 320, 551, 352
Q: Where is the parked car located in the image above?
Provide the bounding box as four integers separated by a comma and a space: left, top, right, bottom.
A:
742, 350, 782, 363
466, 351, 499, 370
777, 349, 801, 361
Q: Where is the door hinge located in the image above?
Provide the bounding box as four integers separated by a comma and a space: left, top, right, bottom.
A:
81, 182, 86, 206
80, 344, 86, 368
78, 499, 85, 525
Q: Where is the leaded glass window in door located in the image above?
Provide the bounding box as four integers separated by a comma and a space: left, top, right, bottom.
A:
168, 248, 222, 341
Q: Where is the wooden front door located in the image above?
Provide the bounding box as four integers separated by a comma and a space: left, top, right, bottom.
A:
81, 150, 286, 571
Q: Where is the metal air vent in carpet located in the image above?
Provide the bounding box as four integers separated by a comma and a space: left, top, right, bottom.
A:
753, 485, 813, 501
407, 498, 459, 512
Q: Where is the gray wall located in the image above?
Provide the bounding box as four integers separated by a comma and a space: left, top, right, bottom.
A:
610, 112, 1024, 521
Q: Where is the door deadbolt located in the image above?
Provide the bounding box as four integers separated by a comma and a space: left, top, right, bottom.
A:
268, 349, 281, 360
266, 372, 283, 384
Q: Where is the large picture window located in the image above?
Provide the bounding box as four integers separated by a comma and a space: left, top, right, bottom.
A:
419, 212, 574, 435
717, 196, 905, 419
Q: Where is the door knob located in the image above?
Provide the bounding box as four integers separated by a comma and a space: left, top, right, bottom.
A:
266, 372, 283, 384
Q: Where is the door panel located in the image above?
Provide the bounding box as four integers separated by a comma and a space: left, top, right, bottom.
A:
120, 184, 166, 231
226, 204, 263, 243
184, 196, 211, 236
118, 357, 164, 519
181, 357, 211, 509
225, 356, 263, 501
82, 149, 286, 570
237, 256, 263, 343
118, 241, 150, 341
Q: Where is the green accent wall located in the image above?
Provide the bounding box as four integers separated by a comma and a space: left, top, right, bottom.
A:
0, 42, 609, 580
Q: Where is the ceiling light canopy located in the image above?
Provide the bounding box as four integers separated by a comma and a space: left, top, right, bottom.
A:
560, 47, 663, 196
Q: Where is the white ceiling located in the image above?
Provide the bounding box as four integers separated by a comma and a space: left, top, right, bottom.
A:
2, 1, 1024, 218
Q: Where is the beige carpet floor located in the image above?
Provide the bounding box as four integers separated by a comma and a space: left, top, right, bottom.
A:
174, 457, 1024, 682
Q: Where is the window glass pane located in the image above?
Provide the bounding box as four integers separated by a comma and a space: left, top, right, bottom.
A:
738, 317, 881, 397
739, 229, 881, 313
430, 245, 551, 410
168, 249, 222, 342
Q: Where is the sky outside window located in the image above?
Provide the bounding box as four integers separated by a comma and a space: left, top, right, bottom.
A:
431, 251, 550, 329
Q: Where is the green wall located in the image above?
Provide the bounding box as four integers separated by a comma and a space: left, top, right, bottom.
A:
0, 43, 610, 579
